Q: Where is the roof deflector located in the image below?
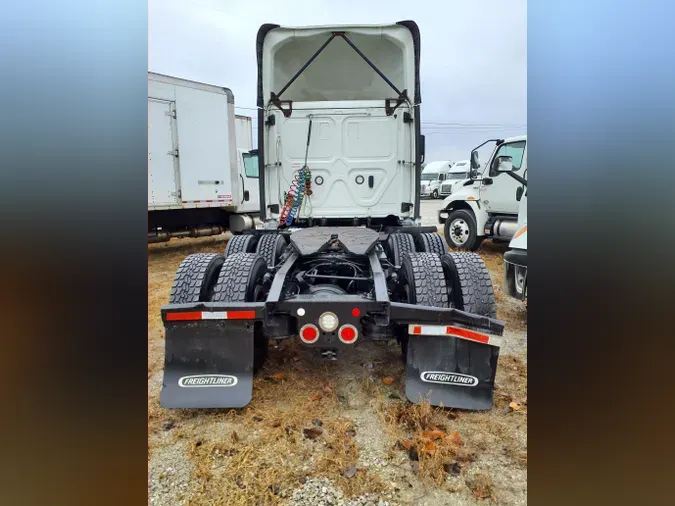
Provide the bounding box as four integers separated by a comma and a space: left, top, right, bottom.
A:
269, 31, 409, 118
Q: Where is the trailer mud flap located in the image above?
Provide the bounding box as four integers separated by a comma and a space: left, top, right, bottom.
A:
405, 335, 499, 410
160, 321, 255, 409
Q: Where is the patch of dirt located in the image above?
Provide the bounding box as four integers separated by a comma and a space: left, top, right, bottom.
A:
148, 235, 527, 505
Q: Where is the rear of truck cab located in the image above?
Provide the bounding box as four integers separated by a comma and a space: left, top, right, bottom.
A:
257, 22, 421, 225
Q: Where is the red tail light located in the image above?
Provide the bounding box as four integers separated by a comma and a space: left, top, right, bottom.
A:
299, 324, 320, 344
338, 324, 358, 344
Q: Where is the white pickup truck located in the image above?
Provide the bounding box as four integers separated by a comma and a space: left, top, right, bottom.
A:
438, 135, 527, 250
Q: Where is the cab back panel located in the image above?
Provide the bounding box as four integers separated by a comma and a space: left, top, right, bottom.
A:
264, 101, 413, 219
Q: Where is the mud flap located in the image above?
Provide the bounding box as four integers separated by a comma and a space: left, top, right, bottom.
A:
405, 335, 499, 410
160, 320, 255, 409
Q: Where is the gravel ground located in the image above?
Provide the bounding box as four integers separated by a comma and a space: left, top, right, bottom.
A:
148, 438, 194, 505
288, 478, 390, 506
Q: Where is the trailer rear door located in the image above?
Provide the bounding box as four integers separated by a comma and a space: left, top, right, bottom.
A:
148, 99, 180, 206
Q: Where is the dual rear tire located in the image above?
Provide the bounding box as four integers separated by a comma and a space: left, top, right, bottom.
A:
396, 251, 497, 357
385, 231, 447, 266
169, 251, 271, 371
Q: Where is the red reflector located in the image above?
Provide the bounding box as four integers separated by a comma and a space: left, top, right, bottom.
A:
338, 324, 358, 344
446, 326, 489, 344
166, 311, 201, 321
412, 325, 422, 335
351, 307, 361, 317
299, 324, 319, 343
341, 326, 356, 341
227, 310, 256, 320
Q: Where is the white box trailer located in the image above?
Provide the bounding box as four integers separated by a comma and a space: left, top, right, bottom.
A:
148, 72, 259, 242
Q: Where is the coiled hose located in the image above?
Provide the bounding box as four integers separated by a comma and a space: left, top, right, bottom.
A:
280, 119, 314, 227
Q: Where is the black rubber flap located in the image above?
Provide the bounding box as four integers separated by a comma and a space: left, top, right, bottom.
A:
405, 334, 499, 410
289, 227, 379, 255
160, 321, 254, 409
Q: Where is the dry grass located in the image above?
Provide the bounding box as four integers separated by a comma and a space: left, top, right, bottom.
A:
380, 399, 475, 485
162, 342, 387, 506
374, 352, 528, 496
466, 471, 495, 500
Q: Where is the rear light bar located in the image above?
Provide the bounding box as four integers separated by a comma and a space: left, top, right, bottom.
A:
408, 324, 502, 348
166, 310, 256, 322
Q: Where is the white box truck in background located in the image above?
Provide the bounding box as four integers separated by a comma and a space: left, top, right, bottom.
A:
148, 72, 259, 243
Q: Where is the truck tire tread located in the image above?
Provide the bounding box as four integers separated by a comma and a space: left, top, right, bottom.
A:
211, 253, 267, 302
440, 252, 497, 317
169, 253, 225, 304
398, 252, 449, 358
224, 234, 257, 258
415, 232, 447, 256
386, 233, 416, 266
401, 252, 449, 308
210, 253, 270, 371
256, 234, 286, 268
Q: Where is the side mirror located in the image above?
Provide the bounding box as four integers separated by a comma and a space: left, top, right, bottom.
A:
470, 150, 480, 170
495, 155, 514, 172
516, 186, 524, 201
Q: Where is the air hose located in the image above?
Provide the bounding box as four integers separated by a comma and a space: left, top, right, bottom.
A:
280, 119, 313, 226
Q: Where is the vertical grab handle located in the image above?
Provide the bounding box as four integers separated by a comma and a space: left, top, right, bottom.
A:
368, 175, 374, 188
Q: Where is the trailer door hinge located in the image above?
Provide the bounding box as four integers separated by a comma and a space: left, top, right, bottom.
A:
165, 110, 176, 119
167, 149, 179, 158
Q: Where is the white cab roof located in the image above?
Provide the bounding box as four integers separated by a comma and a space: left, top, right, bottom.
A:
422, 160, 453, 172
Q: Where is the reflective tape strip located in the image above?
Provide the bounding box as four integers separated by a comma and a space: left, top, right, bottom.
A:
408, 324, 502, 348
201, 311, 228, 319
166, 310, 256, 321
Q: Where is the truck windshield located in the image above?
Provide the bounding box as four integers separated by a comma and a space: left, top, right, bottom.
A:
421, 173, 438, 181
242, 153, 259, 178
448, 173, 467, 180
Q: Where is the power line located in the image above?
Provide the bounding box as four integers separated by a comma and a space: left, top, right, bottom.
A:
422, 122, 526, 128
233, 105, 525, 131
